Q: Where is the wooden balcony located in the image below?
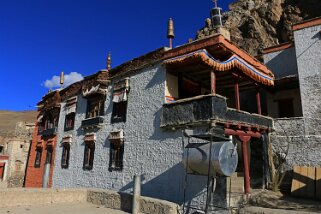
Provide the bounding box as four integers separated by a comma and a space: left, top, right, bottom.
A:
161, 95, 272, 129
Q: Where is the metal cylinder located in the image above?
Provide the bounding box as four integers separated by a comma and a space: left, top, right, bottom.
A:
183, 141, 238, 177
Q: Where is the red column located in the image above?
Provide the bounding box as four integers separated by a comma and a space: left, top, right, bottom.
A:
234, 77, 240, 110
211, 70, 216, 95
256, 87, 262, 115
239, 135, 251, 194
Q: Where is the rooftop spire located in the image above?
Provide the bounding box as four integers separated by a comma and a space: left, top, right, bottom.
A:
60, 71, 64, 89
213, 0, 218, 8
167, 18, 175, 49
210, 0, 223, 28
107, 52, 111, 71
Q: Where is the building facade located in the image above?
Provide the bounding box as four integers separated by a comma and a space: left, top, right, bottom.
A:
25, 30, 278, 212
263, 17, 321, 191
24, 91, 61, 188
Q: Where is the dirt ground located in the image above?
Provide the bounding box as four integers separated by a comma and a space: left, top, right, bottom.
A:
0, 203, 128, 214
245, 190, 321, 213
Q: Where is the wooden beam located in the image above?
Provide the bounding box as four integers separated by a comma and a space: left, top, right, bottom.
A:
211, 70, 216, 95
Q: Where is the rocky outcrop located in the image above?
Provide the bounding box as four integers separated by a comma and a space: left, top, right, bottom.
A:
196, 0, 321, 56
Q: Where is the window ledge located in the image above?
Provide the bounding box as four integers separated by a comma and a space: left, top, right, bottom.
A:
81, 116, 104, 128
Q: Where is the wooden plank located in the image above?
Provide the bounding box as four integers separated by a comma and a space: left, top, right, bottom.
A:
291, 166, 302, 197
300, 166, 309, 198
306, 167, 316, 199
316, 167, 321, 200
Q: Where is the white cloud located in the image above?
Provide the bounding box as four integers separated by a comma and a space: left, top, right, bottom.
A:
43, 72, 84, 89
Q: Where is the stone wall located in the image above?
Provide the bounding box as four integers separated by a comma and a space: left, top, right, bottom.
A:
0, 188, 179, 214
272, 118, 321, 167
294, 24, 321, 136
263, 47, 298, 78
271, 118, 321, 191
87, 189, 179, 214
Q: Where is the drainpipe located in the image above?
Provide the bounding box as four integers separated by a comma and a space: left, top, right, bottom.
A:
42, 163, 50, 188
132, 175, 141, 214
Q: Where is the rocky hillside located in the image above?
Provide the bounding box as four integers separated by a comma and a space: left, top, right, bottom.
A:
0, 111, 37, 138
196, 0, 321, 56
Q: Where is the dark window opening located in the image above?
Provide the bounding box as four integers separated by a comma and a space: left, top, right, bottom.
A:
45, 146, 53, 164
277, 98, 294, 118
34, 147, 42, 168
111, 101, 127, 123
0, 146, 3, 154
83, 142, 95, 170
64, 113, 75, 131
86, 96, 105, 119
61, 144, 70, 169
39, 111, 59, 132
178, 74, 202, 99
109, 139, 124, 171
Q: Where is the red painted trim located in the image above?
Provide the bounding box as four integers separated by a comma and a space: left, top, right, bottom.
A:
262, 42, 294, 54
224, 129, 261, 138
293, 16, 321, 31
0, 156, 9, 161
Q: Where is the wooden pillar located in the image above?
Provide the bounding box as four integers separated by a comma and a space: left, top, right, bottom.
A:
211, 70, 216, 95
234, 77, 240, 110
239, 135, 251, 194
256, 87, 262, 115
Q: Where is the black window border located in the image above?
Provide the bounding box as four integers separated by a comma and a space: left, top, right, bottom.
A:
83, 142, 95, 171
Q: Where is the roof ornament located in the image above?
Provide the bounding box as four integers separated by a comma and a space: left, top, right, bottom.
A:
60, 71, 64, 89
107, 51, 111, 71
167, 18, 175, 49
213, 0, 218, 8
210, 0, 223, 28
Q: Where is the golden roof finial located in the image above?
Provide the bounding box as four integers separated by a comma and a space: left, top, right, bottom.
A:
60, 71, 64, 88
167, 18, 175, 39
107, 51, 111, 71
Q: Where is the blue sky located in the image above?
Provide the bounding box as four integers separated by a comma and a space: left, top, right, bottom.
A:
0, 0, 234, 111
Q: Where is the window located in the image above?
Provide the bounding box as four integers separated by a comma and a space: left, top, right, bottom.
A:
83, 142, 95, 170
277, 98, 294, 118
34, 147, 42, 168
111, 101, 127, 123
46, 113, 55, 129
86, 96, 104, 119
45, 146, 53, 164
109, 139, 124, 171
39, 111, 58, 132
111, 78, 129, 123
0, 146, 3, 154
61, 143, 70, 169
65, 113, 75, 131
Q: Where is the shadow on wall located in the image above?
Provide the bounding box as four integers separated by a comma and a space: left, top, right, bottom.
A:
120, 163, 208, 204
145, 67, 164, 90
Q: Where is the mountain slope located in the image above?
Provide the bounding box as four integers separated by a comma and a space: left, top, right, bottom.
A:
196, 0, 321, 56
